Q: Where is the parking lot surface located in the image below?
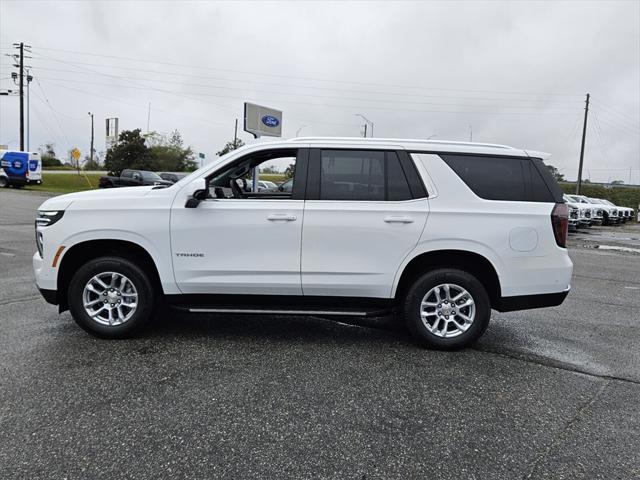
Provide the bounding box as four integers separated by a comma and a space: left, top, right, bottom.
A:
1, 189, 639, 479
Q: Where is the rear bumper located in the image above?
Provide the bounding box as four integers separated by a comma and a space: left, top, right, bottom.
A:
494, 288, 570, 312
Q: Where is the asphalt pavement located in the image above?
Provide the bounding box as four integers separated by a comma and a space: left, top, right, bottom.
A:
1, 189, 639, 480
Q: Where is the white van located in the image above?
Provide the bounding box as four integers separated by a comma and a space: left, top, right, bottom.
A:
0, 150, 42, 188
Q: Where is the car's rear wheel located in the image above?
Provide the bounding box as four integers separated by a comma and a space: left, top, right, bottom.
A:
68, 256, 156, 338
403, 269, 491, 350
0, 177, 8, 188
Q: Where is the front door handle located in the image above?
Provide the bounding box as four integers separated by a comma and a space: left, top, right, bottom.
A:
267, 214, 297, 221
384, 216, 414, 223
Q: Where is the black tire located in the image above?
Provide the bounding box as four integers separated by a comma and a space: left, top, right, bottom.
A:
0, 177, 8, 188
68, 256, 156, 338
403, 268, 491, 350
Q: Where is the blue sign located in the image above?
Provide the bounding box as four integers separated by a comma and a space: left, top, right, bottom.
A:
261, 115, 280, 128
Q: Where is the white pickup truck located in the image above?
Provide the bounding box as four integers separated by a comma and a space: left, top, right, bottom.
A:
33, 138, 572, 349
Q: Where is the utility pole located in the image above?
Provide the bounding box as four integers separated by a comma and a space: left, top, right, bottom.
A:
88, 112, 94, 168
147, 102, 151, 133
576, 93, 590, 195
10, 42, 30, 150
363, 123, 368, 138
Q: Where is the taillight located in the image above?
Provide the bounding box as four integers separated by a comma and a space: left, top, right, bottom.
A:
551, 203, 569, 248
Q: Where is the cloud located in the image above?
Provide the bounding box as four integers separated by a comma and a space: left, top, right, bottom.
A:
1, 0, 638, 182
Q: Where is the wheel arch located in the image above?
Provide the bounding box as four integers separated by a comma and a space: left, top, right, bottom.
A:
393, 249, 502, 308
57, 239, 164, 312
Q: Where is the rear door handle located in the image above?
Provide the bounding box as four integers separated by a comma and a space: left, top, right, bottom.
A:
267, 214, 297, 221
384, 216, 414, 223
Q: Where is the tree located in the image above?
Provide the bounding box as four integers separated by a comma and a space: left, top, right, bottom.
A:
83, 151, 103, 170
259, 164, 280, 174
216, 138, 244, 157
545, 164, 565, 182
104, 129, 154, 176
284, 162, 295, 179
148, 130, 198, 172
39, 143, 62, 167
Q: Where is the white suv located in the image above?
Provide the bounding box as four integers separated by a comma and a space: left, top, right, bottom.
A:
33, 138, 573, 349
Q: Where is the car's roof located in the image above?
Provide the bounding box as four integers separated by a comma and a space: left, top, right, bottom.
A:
245, 137, 547, 159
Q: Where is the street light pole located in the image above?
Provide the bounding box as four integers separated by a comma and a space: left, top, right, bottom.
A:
26, 73, 32, 151
88, 112, 94, 169
355, 114, 374, 138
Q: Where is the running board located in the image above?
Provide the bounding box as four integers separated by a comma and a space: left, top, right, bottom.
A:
189, 307, 369, 316
174, 306, 392, 317
165, 294, 396, 318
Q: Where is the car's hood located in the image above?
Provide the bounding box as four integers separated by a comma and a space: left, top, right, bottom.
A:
37, 186, 156, 211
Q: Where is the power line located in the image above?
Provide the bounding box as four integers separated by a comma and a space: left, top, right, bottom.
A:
36, 76, 584, 116
30, 45, 584, 98
590, 99, 640, 126
27, 55, 582, 106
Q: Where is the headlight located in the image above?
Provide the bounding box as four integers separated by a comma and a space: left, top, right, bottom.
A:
35, 211, 64, 258
36, 210, 64, 227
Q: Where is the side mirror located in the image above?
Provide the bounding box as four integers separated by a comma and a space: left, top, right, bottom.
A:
184, 177, 208, 208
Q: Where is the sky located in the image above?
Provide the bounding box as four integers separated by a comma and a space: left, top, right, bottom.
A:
0, 0, 639, 183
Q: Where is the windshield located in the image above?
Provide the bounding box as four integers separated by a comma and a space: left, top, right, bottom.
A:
142, 171, 163, 181
586, 198, 601, 204
601, 199, 614, 206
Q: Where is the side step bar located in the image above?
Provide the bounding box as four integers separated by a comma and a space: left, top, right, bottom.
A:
176, 306, 393, 317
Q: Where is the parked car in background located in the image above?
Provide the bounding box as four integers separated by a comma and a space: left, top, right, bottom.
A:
0, 149, 42, 188
159, 172, 188, 184
563, 195, 590, 228
266, 178, 293, 193
570, 195, 616, 225
587, 197, 621, 224
99, 169, 173, 188
599, 199, 633, 223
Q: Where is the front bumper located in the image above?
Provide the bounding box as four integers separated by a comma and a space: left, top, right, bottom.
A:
38, 288, 58, 305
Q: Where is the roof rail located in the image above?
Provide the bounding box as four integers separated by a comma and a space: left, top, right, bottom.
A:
287, 137, 515, 150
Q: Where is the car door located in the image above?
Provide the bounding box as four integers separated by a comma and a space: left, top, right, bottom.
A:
301, 149, 429, 298
170, 148, 308, 295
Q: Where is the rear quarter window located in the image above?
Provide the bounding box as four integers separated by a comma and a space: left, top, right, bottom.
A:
439, 154, 559, 203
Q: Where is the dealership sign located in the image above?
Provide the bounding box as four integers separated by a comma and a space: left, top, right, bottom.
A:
244, 102, 282, 138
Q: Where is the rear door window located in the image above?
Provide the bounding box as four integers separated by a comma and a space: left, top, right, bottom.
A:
315, 150, 419, 201
319, 150, 385, 201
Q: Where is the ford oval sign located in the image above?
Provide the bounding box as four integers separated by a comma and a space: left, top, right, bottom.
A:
261, 115, 280, 128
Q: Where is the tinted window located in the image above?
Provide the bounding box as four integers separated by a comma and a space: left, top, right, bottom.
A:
320, 150, 385, 200
387, 152, 413, 201
440, 155, 556, 202
121, 170, 132, 178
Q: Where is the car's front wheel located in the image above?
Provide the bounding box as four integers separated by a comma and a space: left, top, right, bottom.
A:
68, 256, 156, 338
403, 269, 491, 350
0, 177, 8, 188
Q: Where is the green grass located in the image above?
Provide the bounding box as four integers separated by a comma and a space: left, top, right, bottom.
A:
25, 172, 102, 194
